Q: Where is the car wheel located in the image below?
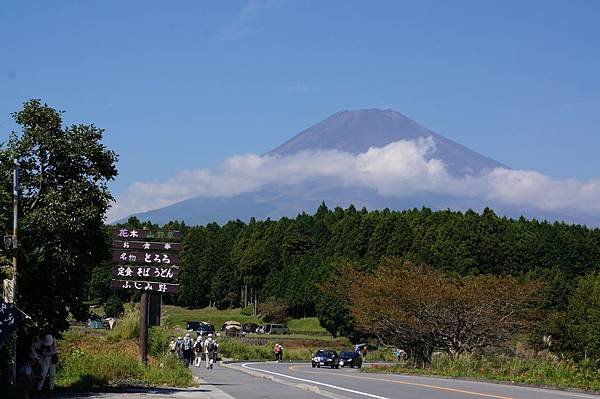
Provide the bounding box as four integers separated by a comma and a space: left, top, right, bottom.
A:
335, 365, 339, 369
350, 364, 354, 368
312, 364, 315, 368
317, 365, 320, 368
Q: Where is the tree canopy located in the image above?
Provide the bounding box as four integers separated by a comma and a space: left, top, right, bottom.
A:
0, 99, 118, 338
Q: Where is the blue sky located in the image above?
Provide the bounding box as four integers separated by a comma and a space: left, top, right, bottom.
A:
1, 0, 599, 216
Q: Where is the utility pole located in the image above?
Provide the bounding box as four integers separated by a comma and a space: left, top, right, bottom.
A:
6, 160, 19, 384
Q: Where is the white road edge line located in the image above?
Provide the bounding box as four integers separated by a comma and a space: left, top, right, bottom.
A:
241, 363, 390, 399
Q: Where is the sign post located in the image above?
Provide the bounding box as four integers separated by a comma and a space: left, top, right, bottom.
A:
3, 160, 20, 385
111, 227, 181, 364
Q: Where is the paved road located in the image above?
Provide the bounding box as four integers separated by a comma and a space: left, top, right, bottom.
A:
235, 362, 600, 399
190, 363, 327, 399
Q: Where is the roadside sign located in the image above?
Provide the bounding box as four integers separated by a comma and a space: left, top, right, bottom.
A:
112, 240, 181, 251
112, 228, 181, 241
112, 251, 180, 265
0, 301, 28, 349
111, 279, 179, 294
112, 265, 179, 280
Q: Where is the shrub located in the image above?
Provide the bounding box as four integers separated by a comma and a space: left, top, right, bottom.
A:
104, 295, 125, 318
148, 326, 172, 357
217, 338, 314, 361
240, 305, 254, 316
57, 330, 194, 388
107, 308, 140, 341
259, 298, 289, 323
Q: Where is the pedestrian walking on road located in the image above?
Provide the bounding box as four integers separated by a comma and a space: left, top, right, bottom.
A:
274, 343, 283, 362
204, 334, 217, 369
31, 334, 58, 391
175, 336, 183, 360
169, 336, 177, 355
182, 333, 193, 367
194, 336, 203, 367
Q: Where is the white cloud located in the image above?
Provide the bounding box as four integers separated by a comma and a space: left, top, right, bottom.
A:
107, 137, 600, 223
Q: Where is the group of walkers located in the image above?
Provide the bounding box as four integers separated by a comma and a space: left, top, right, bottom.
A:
16, 333, 59, 396
169, 333, 219, 369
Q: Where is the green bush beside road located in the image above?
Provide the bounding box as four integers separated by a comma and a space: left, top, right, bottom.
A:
364, 353, 600, 392
56, 327, 194, 389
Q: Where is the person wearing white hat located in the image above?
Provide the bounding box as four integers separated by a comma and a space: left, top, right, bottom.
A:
31, 334, 58, 391
204, 334, 218, 369
194, 335, 203, 367
182, 333, 193, 367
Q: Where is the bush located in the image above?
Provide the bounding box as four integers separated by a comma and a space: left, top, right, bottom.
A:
57, 330, 194, 388
217, 338, 314, 361
148, 326, 172, 357
364, 352, 600, 392
107, 309, 140, 341
259, 298, 289, 323
240, 305, 254, 316
104, 296, 125, 318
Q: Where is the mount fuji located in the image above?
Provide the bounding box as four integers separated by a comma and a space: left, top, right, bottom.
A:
123, 109, 593, 226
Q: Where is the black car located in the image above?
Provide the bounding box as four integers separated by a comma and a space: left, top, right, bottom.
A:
312, 350, 340, 369
196, 322, 215, 336
187, 321, 215, 336
339, 351, 362, 368
186, 321, 203, 331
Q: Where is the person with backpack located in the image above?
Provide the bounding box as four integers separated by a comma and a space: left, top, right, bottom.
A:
204, 334, 217, 369
175, 336, 183, 359
194, 335, 203, 367
31, 334, 58, 391
274, 343, 283, 362
169, 336, 177, 355
182, 333, 193, 367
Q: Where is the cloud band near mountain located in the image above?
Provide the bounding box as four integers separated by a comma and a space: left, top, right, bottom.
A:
107, 138, 600, 223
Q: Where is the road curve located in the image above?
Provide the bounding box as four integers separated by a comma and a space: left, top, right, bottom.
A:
238, 362, 600, 399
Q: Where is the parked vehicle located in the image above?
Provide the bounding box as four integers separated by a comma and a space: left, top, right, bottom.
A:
339, 351, 362, 368
243, 322, 258, 333
187, 321, 215, 336
220, 320, 241, 331
221, 320, 242, 336
312, 349, 340, 369
259, 323, 289, 334
186, 321, 203, 331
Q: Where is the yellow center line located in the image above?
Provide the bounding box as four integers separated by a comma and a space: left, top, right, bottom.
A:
288, 365, 514, 399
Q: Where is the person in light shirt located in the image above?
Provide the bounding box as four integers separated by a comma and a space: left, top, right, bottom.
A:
31, 334, 58, 391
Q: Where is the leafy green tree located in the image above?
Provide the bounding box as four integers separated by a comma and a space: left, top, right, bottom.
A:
563, 272, 600, 362
89, 261, 113, 302
315, 293, 355, 338
0, 99, 117, 338
258, 297, 289, 323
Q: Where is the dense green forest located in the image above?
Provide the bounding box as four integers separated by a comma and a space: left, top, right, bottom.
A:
96, 203, 600, 317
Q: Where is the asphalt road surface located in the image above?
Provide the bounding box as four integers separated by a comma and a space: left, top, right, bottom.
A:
230, 362, 600, 399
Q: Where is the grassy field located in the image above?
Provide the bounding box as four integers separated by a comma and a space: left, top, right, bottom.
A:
161, 305, 327, 334
157, 305, 352, 362
56, 309, 194, 389
364, 353, 600, 392
57, 330, 194, 388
